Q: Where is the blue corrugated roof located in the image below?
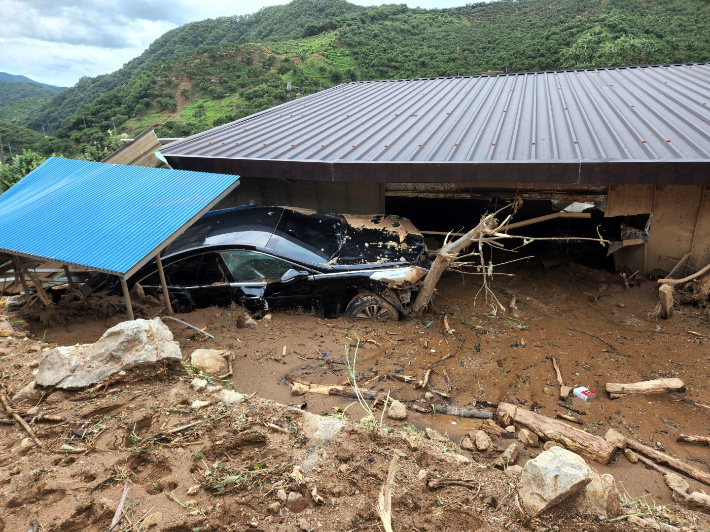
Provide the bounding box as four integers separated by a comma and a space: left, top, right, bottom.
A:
0, 158, 240, 277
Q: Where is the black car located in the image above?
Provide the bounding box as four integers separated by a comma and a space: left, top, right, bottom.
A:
128, 206, 429, 320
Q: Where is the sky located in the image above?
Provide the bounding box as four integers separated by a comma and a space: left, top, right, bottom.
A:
0, 0, 466, 88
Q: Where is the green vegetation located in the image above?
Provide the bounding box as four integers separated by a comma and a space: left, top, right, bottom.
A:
0, 81, 59, 108
8, 0, 710, 156
0, 97, 50, 125
0, 149, 45, 193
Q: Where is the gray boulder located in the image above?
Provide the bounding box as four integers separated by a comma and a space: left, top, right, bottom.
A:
517, 447, 593, 518
36, 318, 181, 389
572, 471, 621, 518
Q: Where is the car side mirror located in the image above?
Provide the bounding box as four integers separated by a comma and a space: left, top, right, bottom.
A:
280, 269, 310, 283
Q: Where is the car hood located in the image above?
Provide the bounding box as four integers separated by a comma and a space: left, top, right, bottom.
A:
335, 214, 428, 267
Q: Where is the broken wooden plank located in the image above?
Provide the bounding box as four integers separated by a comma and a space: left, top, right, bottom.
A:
626, 438, 710, 487
605, 378, 685, 395
497, 402, 616, 464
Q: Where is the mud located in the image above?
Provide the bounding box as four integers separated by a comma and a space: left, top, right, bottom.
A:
3, 260, 710, 530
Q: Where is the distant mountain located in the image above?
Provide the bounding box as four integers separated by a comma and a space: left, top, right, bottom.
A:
0, 96, 50, 125
0, 72, 65, 91
0, 81, 60, 108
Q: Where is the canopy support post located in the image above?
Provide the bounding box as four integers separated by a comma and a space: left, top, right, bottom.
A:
12, 257, 31, 298
155, 254, 173, 316
120, 277, 134, 321
62, 265, 76, 289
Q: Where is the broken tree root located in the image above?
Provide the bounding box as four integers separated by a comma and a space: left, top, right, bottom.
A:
377, 455, 398, 532
567, 326, 618, 353
0, 393, 43, 448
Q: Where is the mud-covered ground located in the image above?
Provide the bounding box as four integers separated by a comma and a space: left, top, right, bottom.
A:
3, 260, 710, 531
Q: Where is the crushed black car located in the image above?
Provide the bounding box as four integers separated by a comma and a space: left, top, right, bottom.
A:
112, 206, 429, 320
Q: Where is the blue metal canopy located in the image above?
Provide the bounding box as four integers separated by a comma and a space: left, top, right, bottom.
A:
0, 158, 240, 278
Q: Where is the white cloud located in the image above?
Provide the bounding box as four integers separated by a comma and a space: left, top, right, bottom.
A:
0, 0, 473, 87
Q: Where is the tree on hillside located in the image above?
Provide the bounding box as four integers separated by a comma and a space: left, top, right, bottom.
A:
0, 149, 45, 193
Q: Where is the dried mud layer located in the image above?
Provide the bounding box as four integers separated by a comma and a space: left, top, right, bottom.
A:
2, 261, 710, 531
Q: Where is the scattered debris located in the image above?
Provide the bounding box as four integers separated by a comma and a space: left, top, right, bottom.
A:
606, 378, 686, 397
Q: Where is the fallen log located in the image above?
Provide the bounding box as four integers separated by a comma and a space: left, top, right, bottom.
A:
431, 404, 494, 419
676, 434, 710, 446
605, 378, 685, 395
626, 438, 710, 487
497, 402, 616, 464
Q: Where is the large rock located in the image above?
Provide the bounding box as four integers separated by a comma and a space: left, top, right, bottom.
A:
475, 430, 492, 451
517, 447, 594, 518
190, 349, 229, 375
572, 471, 621, 518
302, 412, 345, 442
36, 318, 181, 389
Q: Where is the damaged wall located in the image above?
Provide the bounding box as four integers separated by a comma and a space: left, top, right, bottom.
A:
606, 185, 709, 275
212, 177, 384, 215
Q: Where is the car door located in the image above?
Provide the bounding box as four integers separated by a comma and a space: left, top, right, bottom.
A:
220, 250, 318, 312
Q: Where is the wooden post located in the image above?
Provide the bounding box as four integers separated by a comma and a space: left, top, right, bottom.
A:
120, 277, 134, 321
25, 268, 52, 305
12, 258, 30, 297
62, 265, 76, 289
154, 254, 173, 316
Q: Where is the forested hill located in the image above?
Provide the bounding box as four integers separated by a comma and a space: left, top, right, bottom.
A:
19, 0, 710, 154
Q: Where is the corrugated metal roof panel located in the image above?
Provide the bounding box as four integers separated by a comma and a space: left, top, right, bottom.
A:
104, 127, 169, 168
162, 63, 710, 171
0, 158, 240, 277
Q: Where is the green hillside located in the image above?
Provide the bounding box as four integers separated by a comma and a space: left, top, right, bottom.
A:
0, 72, 65, 91
0, 81, 60, 108
16, 0, 710, 155
0, 97, 50, 125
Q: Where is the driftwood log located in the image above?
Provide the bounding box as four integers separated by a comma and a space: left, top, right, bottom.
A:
497, 402, 616, 464
676, 434, 710, 446
626, 438, 710, 487
605, 378, 685, 396
411, 216, 499, 314
429, 404, 494, 419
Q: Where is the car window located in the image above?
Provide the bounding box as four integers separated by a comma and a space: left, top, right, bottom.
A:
163, 256, 202, 286
267, 209, 342, 263
199, 253, 230, 284
221, 251, 292, 283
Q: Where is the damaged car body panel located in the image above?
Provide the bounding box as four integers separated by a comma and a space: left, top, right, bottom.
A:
125, 206, 429, 319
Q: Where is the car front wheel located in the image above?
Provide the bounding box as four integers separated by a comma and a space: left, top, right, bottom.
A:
345, 294, 399, 322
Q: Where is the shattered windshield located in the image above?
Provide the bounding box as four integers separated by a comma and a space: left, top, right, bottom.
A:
267, 209, 342, 263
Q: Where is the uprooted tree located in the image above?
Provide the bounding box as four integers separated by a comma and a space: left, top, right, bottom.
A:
410, 207, 609, 315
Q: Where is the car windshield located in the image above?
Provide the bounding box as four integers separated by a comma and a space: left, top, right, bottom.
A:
266, 209, 342, 263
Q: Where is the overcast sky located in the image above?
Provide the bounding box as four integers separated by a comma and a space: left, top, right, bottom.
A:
0, 0, 466, 87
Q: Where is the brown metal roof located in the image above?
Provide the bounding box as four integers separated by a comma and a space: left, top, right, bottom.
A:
162, 63, 710, 185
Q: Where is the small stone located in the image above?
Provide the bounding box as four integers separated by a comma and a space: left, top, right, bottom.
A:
12, 381, 38, 403
475, 430, 491, 451
190, 349, 229, 375
664, 473, 689, 495
460, 437, 475, 451
191, 378, 208, 392
219, 389, 245, 404
492, 442, 520, 469
604, 428, 626, 449
191, 399, 211, 409
452, 453, 471, 464
299, 518, 310, 531
623, 448, 638, 464
505, 425, 515, 433
386, 400, 407, 420
206, 384, 223, 393
167, 387, 189, 406
417, 469, 428, 481
406, 435, 420, 451
286, 491, 308, 513
544, 441, 562, 451
617, 302, 625, 308
543, 387, 553, 396
424, 392, 435, 401
142, 512, 163, 529
267, 502, 281, 514
292, 382, 308, 396
186, 485, 200, 495
249, 521, 258, 528
425, 428, 448, 442
518, 428, 539, 448
392, 449, 407, 458
276, 489, 288, 501
0, 318, 14, 337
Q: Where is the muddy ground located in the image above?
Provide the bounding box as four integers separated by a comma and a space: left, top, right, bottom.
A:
2, 260, 710, 531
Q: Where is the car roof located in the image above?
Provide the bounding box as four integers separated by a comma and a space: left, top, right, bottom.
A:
163, 206, 284, 257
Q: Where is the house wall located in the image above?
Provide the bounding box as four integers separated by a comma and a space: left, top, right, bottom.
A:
211, 177, 385, 214
606, 184, 709, 275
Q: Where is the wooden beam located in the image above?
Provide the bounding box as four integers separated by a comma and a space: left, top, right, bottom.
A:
420, 212, 592, 237
155, 254, 173, 316
120, 277, 134, 321
12, 258, 31, 297
62, 265, 76, 289
22, 264, 52, 305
